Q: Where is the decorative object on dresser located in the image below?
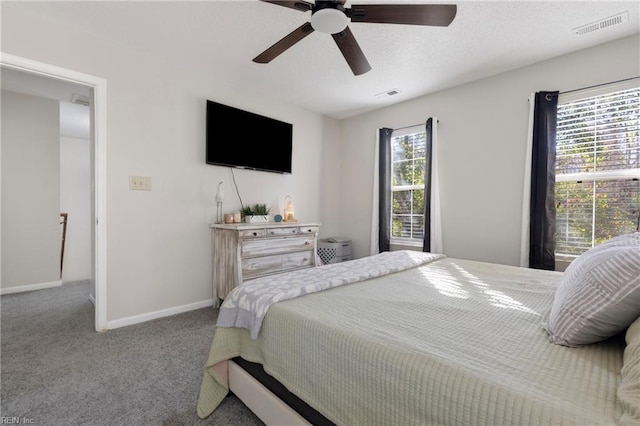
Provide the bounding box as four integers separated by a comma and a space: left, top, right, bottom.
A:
240, 203, 271, 223
215, 181, 224, 224
210, 222, 320, 301
283, 195, 296, 222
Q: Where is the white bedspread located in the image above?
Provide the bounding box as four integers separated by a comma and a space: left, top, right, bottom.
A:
198, 255, 627, 424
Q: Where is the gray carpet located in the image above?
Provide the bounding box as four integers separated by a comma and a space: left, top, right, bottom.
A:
0, 281, 264, 425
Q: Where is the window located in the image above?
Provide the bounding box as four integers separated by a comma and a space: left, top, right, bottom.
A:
555, 84, 640, 257
390, 125, 428, 245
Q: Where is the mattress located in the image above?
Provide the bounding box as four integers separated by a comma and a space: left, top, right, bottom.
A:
198, 255, 626, 425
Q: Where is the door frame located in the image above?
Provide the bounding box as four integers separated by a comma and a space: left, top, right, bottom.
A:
1, 52, 108, 331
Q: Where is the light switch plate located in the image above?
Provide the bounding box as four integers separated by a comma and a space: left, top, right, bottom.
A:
129, 176, 152, 191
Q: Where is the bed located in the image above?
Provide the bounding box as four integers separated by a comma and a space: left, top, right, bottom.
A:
197, 242, 640, 425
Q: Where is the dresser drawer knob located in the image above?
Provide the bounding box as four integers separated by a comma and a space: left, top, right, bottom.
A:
252, 232, 258, 236
304, 241, 310, 245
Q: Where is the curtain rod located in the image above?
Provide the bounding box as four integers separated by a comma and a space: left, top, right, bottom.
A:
392, 119, 440, 132
559, 76, 639, 95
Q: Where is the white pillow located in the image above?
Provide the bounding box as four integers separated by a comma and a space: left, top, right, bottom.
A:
544, 233, 640, 347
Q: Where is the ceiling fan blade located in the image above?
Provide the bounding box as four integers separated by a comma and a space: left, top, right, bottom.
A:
348, 4, 457, 27
332, 26, 371, 76
253, 22, 315, 64
260, 0, 313, 13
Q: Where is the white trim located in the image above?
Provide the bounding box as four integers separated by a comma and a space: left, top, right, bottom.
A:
429, 117, 443, 254
389, 242, 422, 252
555, 254, 579, 263
228, 360, 311, 426
106, 299, 214, 330
556, 168, 640, 182
1, 52, 108, 331
0, 280, 62, 295
369, 129, 380, 255
520, 93, 536, 268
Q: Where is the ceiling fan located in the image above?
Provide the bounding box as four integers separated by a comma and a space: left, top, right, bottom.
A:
253, 0, 457, 75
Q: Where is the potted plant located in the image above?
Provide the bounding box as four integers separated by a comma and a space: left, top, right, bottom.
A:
241, 203, 271, 223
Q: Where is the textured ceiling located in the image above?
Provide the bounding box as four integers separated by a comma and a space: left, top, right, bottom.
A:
2, 1, 639, 119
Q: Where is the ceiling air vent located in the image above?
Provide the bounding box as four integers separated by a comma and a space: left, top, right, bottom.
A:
573, 11, 628, 35
71, 93, 90, 106
375, 88, 402, 99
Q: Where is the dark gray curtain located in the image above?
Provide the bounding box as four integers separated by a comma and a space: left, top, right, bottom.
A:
529, 91, 559, 270
378, 128, 393, 252
422, 119, 434, 252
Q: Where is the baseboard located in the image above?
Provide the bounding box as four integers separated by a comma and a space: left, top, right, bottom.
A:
106, 298, 214, 330
0, 280, 62, 295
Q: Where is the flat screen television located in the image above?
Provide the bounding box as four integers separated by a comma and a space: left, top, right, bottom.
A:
206, 100, 293, 174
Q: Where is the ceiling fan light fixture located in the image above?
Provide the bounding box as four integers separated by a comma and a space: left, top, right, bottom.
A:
311, 8, 349, 34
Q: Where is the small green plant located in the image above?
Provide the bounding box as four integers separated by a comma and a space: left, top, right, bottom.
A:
241, 203, 271, 216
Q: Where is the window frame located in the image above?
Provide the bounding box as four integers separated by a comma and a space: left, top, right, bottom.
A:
389, 124, 428, 247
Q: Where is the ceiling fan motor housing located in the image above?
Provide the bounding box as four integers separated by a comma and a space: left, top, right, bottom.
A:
311, 1, 349, 34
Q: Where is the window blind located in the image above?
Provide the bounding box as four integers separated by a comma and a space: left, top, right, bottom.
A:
555, 86, 640, 256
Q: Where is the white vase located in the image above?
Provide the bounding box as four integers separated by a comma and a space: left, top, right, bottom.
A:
245, 215, 269, 223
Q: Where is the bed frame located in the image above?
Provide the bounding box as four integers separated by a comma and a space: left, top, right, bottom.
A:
228, 360, 310, 425
229, 357, 335, 425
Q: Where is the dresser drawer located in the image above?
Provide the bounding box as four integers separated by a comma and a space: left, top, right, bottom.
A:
241, 235, 314, 257
265, 226, 299, 237
299, 226, 319, 235
239, 229, 266, 239
242, 250, 314, 280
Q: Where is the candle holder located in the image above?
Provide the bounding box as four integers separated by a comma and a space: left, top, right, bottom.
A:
283, 195, 297, 223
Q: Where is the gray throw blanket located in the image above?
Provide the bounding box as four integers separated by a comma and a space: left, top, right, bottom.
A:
216, 250, 445, 338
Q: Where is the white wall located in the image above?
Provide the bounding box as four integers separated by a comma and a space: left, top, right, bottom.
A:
338, 34, 640, 265
1, 90, 61, 288
60, 135, 91, 282
1, 5, 341, 323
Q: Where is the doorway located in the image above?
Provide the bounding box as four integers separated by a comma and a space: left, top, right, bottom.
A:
1, 53, 107, 331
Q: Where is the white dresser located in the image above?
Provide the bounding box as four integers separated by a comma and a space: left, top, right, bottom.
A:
210, 222, 320, 300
